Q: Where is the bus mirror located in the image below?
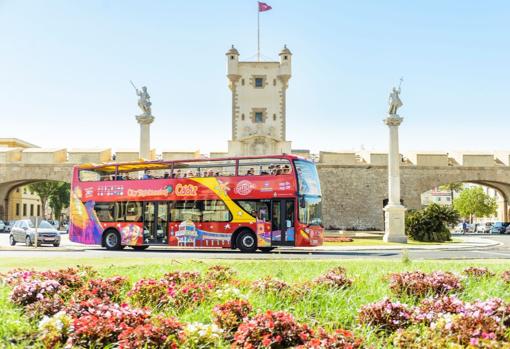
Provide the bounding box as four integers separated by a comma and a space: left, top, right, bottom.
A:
299, 197, 306, 209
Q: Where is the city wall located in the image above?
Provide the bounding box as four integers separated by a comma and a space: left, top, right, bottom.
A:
1, 148, 510, 228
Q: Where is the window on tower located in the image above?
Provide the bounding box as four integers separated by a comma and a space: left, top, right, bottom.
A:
255, 78, 264, 88
251, 108, 267, 123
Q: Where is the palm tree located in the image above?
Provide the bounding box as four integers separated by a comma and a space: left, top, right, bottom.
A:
439, 182, 464, 205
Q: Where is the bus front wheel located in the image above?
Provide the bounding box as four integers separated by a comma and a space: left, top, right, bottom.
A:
236, 230, 257, 253
103, 230, 122, 250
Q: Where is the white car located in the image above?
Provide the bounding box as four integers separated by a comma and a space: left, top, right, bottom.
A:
476, 223, 492, 234
0, 220, 5, 233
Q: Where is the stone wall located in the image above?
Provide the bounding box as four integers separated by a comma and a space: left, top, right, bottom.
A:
318, 165, 388, 230
318, 164, 510, 230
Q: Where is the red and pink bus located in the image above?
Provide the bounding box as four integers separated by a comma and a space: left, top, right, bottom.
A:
69, 155, 323, 252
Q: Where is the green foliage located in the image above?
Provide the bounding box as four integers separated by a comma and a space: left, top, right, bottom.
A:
401, 249, 411, 265
28, 181, 60, 218
405, 204, 459, 242
453, 186, 497, 222
27, 181, 68, 220
438, 182, 463, 193
49, 183, 70, 222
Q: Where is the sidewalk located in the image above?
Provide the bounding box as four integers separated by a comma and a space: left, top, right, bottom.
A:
0, 234, 501, 253
289, 236, 502, 252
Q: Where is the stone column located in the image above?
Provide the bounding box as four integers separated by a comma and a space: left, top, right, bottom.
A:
383, 115, 407, 243
136, 114, 155, 160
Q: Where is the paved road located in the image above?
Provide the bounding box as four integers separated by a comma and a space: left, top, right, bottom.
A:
1, 233, 510, 260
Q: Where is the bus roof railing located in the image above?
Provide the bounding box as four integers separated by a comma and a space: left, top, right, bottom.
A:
77, 154, 305, 173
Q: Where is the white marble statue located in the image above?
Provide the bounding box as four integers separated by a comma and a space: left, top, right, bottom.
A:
131, 81, 152, 116
388, 78, 404, 116
388, 86, 403, 115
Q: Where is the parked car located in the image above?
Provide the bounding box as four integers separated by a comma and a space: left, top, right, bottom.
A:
490, 222, 510, 234
46, 219, 61, 230
476, 222, 493, 234
0, 220, 5, 233
505, 225, 510, 234
9, 220, 61, 247
4, 220, 15, 233
453, 222, 477, 234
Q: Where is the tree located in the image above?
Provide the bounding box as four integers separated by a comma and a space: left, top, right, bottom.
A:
405, 203, 459, 242
28, 181, 61, 219
49, 182, 70, 223
453, 186, 497, 223
439, 182, 464, 203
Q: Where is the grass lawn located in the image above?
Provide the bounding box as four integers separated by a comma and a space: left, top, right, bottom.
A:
324, 237, 462, 246
1, 257, 510, 348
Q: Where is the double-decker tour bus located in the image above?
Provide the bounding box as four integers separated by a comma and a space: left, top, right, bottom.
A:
69, 154, 323, 252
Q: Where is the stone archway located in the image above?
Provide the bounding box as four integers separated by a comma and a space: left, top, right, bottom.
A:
0, 163, 73, 220
402, 171, 510, 223
0, 179, 71, 221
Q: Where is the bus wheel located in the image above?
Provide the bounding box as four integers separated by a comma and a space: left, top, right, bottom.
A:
103, 230, 122, 250
236, 230, 257, 253
259, 247, 275, 253
131, 245, 149, 251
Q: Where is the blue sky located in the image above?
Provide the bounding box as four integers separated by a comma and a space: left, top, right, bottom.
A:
0, 1, 509, 154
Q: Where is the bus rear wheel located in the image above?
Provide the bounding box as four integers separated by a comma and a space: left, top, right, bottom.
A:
103, 230, 122, 250
236, 230, 257, 253
131, 245, 149, 251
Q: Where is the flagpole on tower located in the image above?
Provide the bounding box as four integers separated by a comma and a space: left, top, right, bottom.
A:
257, 5, 260, 61
257, 2, 272, 62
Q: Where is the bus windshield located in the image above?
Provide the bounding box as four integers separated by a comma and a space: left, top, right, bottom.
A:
294, 160, 321, 196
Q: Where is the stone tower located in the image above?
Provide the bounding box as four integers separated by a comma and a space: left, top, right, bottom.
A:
226, 45, 292, 156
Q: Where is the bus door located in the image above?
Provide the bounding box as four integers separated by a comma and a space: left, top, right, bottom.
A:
143, 202, 168, 244
271, 199, 295, 246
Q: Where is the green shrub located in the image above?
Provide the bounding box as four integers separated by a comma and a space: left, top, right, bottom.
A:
405, 204, 459, 242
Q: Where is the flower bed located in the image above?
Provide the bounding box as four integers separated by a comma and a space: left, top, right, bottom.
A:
2, 263, 510, 348
387, 271, 463, 298
314, 266, 353, 289
463, 267, 495, 278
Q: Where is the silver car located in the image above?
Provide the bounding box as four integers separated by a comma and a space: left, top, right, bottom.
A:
9, 220, 61, 247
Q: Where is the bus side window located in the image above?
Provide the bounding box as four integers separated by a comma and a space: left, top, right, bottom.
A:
94, 202, 115, 222
125, 202, 143, 222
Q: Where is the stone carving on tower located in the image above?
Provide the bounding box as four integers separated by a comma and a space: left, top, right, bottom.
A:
226, 45, 292, 156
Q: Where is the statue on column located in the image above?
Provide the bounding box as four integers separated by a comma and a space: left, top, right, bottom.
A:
388, 78, 403, 115
130, 81, 152, 116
